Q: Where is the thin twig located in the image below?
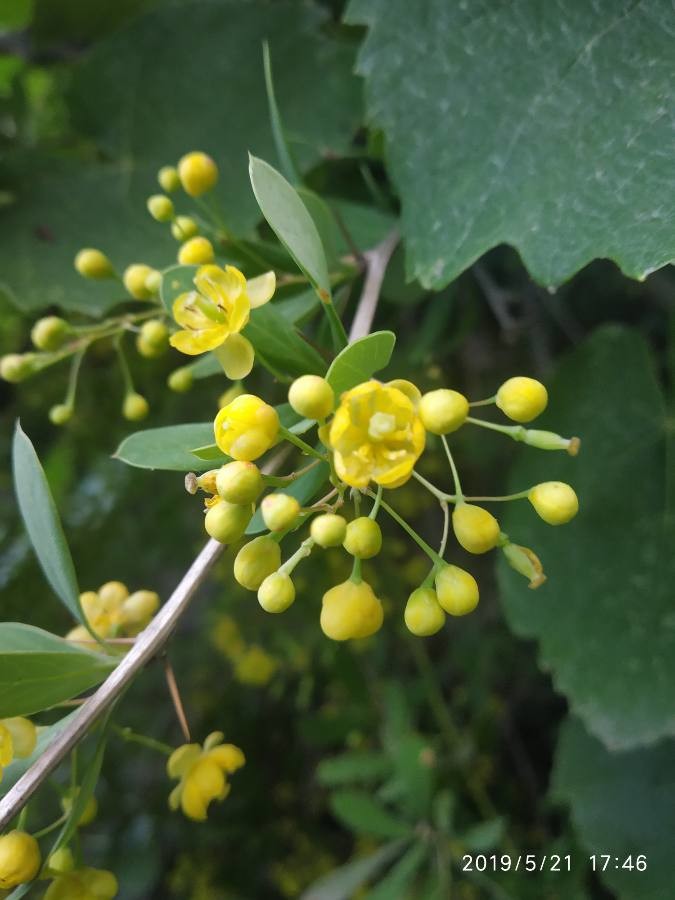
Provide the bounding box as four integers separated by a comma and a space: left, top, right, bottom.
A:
162, 655, 191, 743
349, 229, 399, 341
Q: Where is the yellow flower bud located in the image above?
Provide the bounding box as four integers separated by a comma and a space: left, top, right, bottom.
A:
452, 503, 500, 554
1, 716, 37, 758
144, 269, 162, 295
74, 248, 114, 279
418, 389, 469, 434
61, 789, 98, 827
288, 375, 334, 420
167, 366, 193, 393
204, 500, 251, 543
98, 580, 128, 607
49, 403, 73, 426
136, 319, 169, 358
214, 394, 279, 461
404, 587, 446, 636
528, 481, 579, 525
261, 493, 300, 532
178, 151, 219, 197
0, 831, 41, 888
120, 590, 160, 629
310, 513, 347, 548
171, 215, 199, 241
502, 542, 546, 589
31, 316, 70, 351
122, 392, 149, 421
258, 572, 295, 613
496, 376, 548, 423
46, 847, 74, 875
177, 236, 214, 265
1, 353, 35, 383
45, 866, 118, 900
123, 263, 158, 300
320, 579, 384, 641
216, 460, 263, 504
435, 565, 479, 616
146, 193, 174, 222
343, 517, 382, 559
234, 536, 281, 590
158, 164, 180, 192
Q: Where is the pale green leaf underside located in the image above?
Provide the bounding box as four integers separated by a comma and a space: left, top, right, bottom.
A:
552, 717, 675, 899
498, 327, 673, 750
346, 0, 675, 288
114, 423, 216, 472
0, 623, 115, 717
326, 330, 396, 398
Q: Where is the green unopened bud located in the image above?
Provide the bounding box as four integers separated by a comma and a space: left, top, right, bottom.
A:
46, 846, 75, 875
419, 389, 469, 434
122, 392, 149, 421
343, 517, 382, 559
123, 264, 158, 300
204, 500, 252, 543
74, 248, 114, 279
0, 353, 36, 383
145, 269, 162, 295
146, 194, 174, 222
234, 536, 282, 591
258, 572, 295, 613
288, 375, 334, 420
61, 789, 97, 827
261, 493, 300, 532
310, 513, 347, 548
522, 429, 580, 455
49, 403, 73, 426
31, 316, 70, 351
171, 215, 199, 241
502, 542, 546, 589
168, 366, 193, 393
158, 165, 180, 192
136, 319, 169, 358
216, 461, 263, 504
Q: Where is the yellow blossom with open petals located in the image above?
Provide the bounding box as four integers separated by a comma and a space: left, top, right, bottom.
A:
167, 731, 245, 821
169, 264, 275, 379
328, 380, 425, 488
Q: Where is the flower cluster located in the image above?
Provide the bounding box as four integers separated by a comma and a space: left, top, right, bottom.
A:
187, 371, 579, 641
65, 580, 160, 647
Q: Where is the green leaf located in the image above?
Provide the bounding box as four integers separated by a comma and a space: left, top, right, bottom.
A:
1, 1, 361, 314
329, 790, 412, 839
326, 331, 396, 398
346, 0, 675, 288
316, 751, 391, 787
12, 422, 82, 622
301, 839, 408, 900
249, 155, 331, 298
262, 41, 299, 185
0, 623, 116, 717
388, 734, 435, 821
114, 423, 216, 472
0, 710, 78, 798
460, 817, 505, 851
498, 326, 673, 749
244, 303, 328, 378
368, 842, 428, 900
187, 353, 223, 380
160, 264, 196, 315
276, 289, 320, 325
552, 717, 675, 900
246, 461, 330, 535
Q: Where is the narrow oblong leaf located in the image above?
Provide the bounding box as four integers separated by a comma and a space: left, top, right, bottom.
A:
301, 839, 408, 900
0, 623, 116, 717
249, 155, 331, 298
316, 751, 392, 787
368, 841, 428, 900
114, 423, 216, 472
245, 300, 328, 377
329, 790, 412, 839
326, 331, 396, 398
12, 422, 82, 622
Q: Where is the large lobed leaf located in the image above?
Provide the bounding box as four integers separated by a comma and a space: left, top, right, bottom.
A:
498, 326, 673, 750
346, 0, 675, 289
0, 0, 361, 314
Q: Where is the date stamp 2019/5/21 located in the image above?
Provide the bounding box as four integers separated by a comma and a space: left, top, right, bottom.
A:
461, 854, 648, 873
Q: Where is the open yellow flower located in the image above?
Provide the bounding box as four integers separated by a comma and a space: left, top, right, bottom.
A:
328, 380, 425, 488
167, 731, 245, 821
169, 264, 275, 379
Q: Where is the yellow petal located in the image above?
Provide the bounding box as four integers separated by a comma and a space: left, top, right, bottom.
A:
208, 743, 246, 773
2, 717, 36, 759
246, 271, 276, 308
172, 291, 211, 330
215, 334, 254, 379
167, 743, 202, 779
195, 265, 246, 307
181, 778, 209, 821
170, 326, 228, 355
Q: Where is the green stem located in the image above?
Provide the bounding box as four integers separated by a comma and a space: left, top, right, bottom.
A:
468, 396, 496, 407
263, 459, 320, 487
365, 489, 443, 566
321, 294, 349, 351
350, 556, 362, 584
114, 335, 134, 395
279, 537, 315, 575
64, 347, 86, 408
368, 485, 383, 519
32, 815, 68, 840
466, 416, 524, 438
277, 426, 328, 461
16, 804, 29, 831
439, 501, 449, 557
465, 491, 531, 502
441, 435, 463, 500
412, 469, 453, 502
112, 725, 173, 756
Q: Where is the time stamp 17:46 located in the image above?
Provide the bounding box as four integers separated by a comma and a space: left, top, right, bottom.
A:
461, 854, 648, 873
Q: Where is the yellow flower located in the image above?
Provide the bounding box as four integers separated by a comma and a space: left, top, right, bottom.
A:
169, 264, 275, 379
167, 732, 245, 821
214, 394, 279, 461
44, 866, 118, 900
65, 583, 159, 645
0, 717, 37, 781
328, 380, 425, 489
